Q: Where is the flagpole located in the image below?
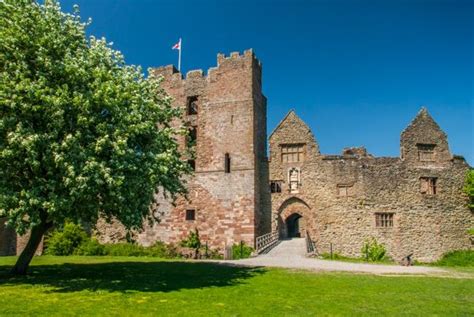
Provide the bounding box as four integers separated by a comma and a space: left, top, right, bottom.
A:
178, 38, 182, 72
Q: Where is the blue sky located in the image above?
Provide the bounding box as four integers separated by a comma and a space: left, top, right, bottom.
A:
60, 0, 473, 164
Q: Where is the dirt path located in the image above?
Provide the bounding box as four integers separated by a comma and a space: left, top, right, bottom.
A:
221, 238, 463, 276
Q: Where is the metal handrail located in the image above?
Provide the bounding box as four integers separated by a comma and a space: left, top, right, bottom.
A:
255, 231, 279, 254
305, 231, 317, 255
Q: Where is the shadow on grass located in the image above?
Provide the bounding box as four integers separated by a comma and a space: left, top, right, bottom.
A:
0, 261, 266, 293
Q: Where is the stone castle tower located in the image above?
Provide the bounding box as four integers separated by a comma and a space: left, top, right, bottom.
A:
121, 49, 272, 249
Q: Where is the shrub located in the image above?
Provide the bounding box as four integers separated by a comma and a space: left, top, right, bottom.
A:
74, 238, 106, 256
147, 241, 180, 258
104, 243, 148, 257
231, 242, 253, 259
46, 222, 88, 255
180, 229, 201, 249
434, 250, 474, 267
361, 237, 386, 262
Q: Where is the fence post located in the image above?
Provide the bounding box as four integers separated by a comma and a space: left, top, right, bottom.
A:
224, 245, 233, 260
330, 243, 333, 259
240, 241, 243, 258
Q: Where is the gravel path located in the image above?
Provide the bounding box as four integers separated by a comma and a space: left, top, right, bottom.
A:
222, 238, 449, 275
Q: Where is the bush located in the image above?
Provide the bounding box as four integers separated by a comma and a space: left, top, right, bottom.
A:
361, 237, 387, 262
180, 229, 201, 249
104, 243, 148, 257
147, 241, 180, 258
74, 238, 106, 256
434, 250, 474, 267
46, 223, 88, 255
231, 242, 253, 259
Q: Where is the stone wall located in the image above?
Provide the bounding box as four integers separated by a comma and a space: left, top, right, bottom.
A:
0, 217, 43, 256
269, 109, 472, 262
0, 217, 16, 256
97, 50, 271, 252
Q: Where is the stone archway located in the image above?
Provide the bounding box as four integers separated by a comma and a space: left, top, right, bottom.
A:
277, 197, 311, 239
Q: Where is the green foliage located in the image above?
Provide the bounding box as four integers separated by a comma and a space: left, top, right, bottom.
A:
320, 252, 394, 264
180, 229, 201, 250
231, 242, 253, 259
434, 250, 474, 267
0, 0, 189, 237
45, 222, 179, 257
361, 237, 387, 262
464, 169, 474, 210
321, 253, 353, 261
74, 238, 105, 256
147, 241, 180, 258
468, 228, 474, 236
103, 242, 180, 258
45, 222, 87, 255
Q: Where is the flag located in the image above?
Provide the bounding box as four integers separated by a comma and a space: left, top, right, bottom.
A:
172, 38, 181, 50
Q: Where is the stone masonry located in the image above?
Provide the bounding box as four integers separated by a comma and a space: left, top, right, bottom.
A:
269, 109, 472, 262
1, 50, 471, 261
96, 49, 271, 252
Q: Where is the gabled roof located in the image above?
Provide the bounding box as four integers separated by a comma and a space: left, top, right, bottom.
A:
401, 107, 444, 136
269, 109, 312, 139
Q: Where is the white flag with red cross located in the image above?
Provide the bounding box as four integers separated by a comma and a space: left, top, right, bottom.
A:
171, 38, 182, 71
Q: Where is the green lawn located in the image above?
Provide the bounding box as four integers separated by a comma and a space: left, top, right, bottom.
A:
0, 256, 473, 316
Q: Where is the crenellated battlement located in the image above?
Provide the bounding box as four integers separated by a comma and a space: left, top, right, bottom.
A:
151, 49, 262, 82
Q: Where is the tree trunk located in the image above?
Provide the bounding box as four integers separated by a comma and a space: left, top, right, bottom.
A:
10, 222, 50, 275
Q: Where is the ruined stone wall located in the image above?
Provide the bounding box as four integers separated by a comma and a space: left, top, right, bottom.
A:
97, 50, 270, 251
0, 217, 16, 255
270, 109, 472, 262
0, 217, 43, 256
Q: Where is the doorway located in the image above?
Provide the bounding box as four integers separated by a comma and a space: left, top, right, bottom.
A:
286, 213, 302, 238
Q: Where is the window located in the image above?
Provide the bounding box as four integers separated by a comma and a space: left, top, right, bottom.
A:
224, 153, 231, 173
337, 184, 353, 197
187, 159, 195, 171
420, 177, 437, 195
185, 209, 195, 221
270, 181, 282, 193
375, 213, 393, 228
281, 144, 304, 163
417, 144, 435, 162
187, 96, 198, 115
187, 126, 197, 148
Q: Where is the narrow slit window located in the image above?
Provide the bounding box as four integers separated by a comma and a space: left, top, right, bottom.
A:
224, 153, 231, 173
187, 126, 197, 148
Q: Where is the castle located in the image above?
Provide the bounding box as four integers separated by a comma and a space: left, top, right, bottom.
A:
1, 50, 472, 262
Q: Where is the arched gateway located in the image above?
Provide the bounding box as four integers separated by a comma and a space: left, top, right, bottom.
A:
277, 197, 311, 239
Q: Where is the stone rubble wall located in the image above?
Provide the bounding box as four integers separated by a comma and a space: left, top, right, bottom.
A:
269, 109, 472, 262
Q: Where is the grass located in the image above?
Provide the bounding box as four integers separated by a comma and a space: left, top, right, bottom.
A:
0, 256, 473, 316
431, 250, 474, 268
319, 253, 395, 265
